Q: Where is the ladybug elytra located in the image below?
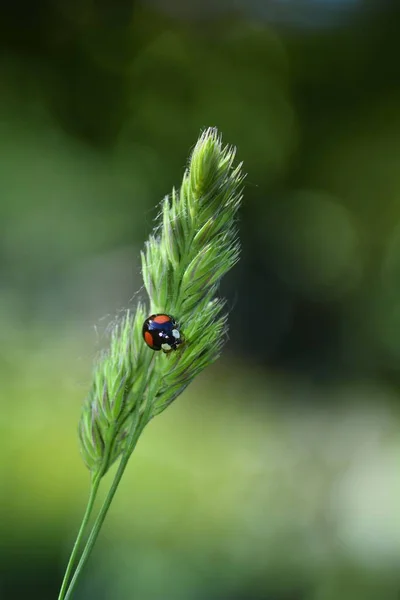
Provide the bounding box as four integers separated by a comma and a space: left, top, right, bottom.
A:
142, 314, 183, 353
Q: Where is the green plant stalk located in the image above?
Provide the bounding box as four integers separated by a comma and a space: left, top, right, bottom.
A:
59, 128, 244, 599
57, 474, 102, 600
63, 416, 149, 600
58, 418, 121, 600
61, 361, 154, 600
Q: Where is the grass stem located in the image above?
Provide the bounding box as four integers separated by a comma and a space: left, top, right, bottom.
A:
63, 423, 145, 600
57, 474, 102, 600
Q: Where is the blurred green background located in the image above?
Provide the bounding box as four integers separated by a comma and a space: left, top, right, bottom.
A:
1, 0, 400, 598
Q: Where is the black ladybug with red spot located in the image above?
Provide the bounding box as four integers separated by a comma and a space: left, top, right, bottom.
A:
142, 313, 183, 353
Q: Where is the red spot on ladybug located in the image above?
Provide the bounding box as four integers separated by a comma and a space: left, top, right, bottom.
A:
144, 331, 154, 347
153, 314, 170, 324
142, 313, 183, 353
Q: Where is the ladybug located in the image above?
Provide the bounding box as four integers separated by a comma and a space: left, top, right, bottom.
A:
142, 313, 183, 353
